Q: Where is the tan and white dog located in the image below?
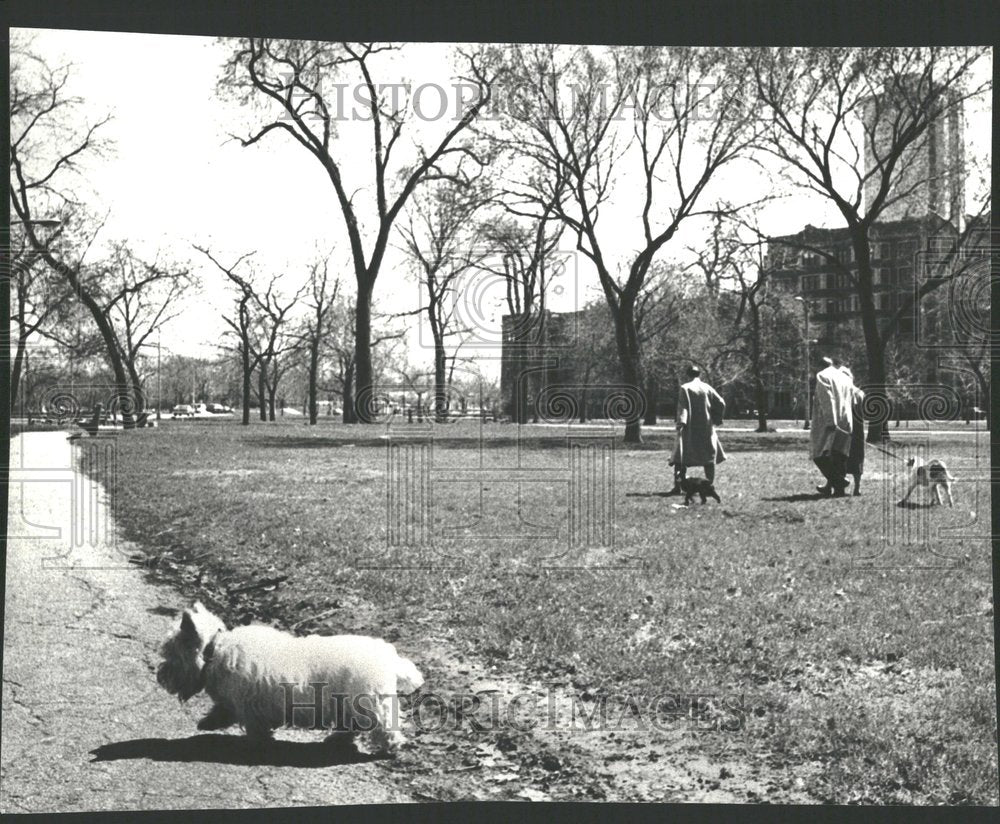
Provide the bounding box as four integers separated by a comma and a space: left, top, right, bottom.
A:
900, 457, 957, 507
157, 602, 424, 754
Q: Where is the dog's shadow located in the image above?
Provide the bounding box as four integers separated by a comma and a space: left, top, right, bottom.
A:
896, 500, 934, 510
625, 491, 678, 498
90, 734, 385, 768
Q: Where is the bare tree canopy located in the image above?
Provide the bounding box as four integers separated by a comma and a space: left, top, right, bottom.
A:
747, 46, 991, 440
490, 45, 762, 441
218, 39, 501, 423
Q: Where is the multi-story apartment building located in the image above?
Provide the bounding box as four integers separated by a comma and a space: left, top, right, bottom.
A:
766, 214, 956, 342
862, 78, 965, 224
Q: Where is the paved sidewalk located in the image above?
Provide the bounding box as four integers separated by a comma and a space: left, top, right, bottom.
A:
2, 432, 412, 813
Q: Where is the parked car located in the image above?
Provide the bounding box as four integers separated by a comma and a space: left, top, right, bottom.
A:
205, 403, 233, 415
171, 404, 195, 419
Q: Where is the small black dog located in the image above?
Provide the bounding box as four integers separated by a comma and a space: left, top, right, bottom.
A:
680, 477, 721, 505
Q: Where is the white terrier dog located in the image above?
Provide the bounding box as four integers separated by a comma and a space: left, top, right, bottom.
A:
157, 602, 424, 754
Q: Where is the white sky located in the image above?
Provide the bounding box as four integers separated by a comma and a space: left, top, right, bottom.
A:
14, 30, 993, 377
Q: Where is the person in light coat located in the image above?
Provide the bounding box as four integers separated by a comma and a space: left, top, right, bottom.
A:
810, 357, 854, 497
839, 365, 866, 496
669, 366, 726, 492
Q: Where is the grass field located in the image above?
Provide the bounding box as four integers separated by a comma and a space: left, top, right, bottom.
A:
97, 418, 996, 803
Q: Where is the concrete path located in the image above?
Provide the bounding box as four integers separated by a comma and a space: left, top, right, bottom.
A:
2, 432, 413, 813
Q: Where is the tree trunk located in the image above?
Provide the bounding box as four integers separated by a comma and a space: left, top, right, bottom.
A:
342, 359, 356, 424
308, 338, 320, 425
240, 345, 251, 426
257, 368, 267, 421
643, 375, 658, 426
354, 281, 374, 423
10, 336, 26, 412
753, 377, 768, 433
852, 237, 888, 443
434, 335, 447, 423
749, 307, 768, 433
123, 355, 145, 420
268, 388, 276, 421
71, 285, 136, 428
609, 297, 644, 444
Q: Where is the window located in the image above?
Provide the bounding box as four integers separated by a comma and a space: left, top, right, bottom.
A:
897, 240, 917, 262
897, 264, 913, 283
827, 300, 837, 315
870, 241, 891, 260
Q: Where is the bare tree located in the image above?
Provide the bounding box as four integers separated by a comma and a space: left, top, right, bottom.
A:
220, 39, 499, 423
196, 247, 261, 425
747, 46, 991, 441
8, 41, 144, 426
495, 45, 759, 442
8, 227, 76, 410
476, 202, 565, 424
99, 242, 191, 410
300, 253, 341, 425
633, 263, 686, 425
398, 183, 490, 421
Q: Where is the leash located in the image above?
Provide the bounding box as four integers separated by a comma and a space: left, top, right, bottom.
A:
868, 440, 907, 464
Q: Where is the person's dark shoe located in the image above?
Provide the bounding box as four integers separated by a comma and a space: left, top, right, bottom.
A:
816, 483, 832, 496
832, 487, 847, 498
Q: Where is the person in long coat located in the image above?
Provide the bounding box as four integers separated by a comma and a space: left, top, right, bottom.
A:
810, 357, 854, 497
840, 366, 866, 496
670, 366, 726, 490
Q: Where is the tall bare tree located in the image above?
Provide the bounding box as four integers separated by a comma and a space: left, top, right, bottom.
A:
398, 183, 490, 421
477, 202, 565, 424
8, 227, 76, 410
8, 40, 144, 426
300, 253, 341, 425
220, 39, 499, 423
196, 247, 261, 425
495, 45, 759, 442
100, 242, 191, 410
747, 46, 991, 441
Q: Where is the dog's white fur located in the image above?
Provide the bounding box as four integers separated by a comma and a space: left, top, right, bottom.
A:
157, 602, 424, 753
901, 457, 956, 507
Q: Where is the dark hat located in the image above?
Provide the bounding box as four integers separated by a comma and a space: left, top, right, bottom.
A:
686, 365, 701, 378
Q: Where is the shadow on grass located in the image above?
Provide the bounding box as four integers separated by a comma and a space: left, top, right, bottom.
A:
624, 491, 679, 498
90, 734, 384, 767
761, 493, 841, 503
147, 605, 179, 617
248, 435, 581, 452
896, 500, 934, 510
